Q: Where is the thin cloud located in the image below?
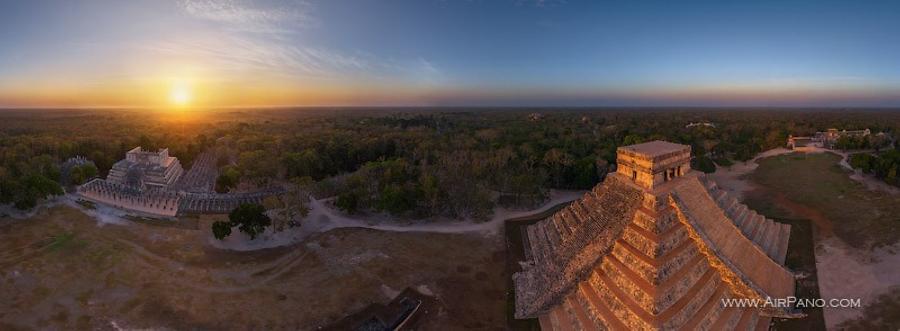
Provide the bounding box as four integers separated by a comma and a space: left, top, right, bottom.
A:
515, 0, 567, 7
167, 0, 371, 81
180, 0, 317, 33
166, 1, 441, 85
143, 36, 369, 80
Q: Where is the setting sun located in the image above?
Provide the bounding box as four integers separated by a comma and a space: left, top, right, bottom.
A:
169, 82, 192, 107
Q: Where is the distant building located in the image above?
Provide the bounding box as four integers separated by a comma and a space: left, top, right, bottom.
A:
528, 113, 544, 121
513, 140, 799, 330
107, 147, 184, 190
787, 135, 814, 149
685, 122, 716, 128
811, 128, 871, 149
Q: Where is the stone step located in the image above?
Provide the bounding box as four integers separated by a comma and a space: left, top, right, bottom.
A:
766, 222, 784, 259
743, 213, 764, 239
762, 222, 779, 260
564, 295, 600, 331
551, 214, 572, 239
713, 190, 729, 204
723, 201, 739, 219
736, 210, 753, 235
774, 223, 791, 264
755, 221, 776, 257
723, 197, 739, 212
751, 218, 771, 243
544, 220, 563, 250
578, 280, 629, 330
706, 179, 719, 191
539, 222, 560, 264
732, 205, 749, 227
533, 226, 554, 270
571, 286, 604, 330
526, 226, 544, 265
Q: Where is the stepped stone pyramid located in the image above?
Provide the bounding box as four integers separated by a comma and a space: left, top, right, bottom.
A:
514, 140, 800, 330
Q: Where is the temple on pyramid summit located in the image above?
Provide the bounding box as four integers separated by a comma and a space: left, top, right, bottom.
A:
513, 140, 801, 330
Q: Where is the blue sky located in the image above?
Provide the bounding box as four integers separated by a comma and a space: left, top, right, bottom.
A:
1, 0, 899, 107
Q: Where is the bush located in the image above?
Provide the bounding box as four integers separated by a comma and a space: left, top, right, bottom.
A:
212, 203, 272, 240
229, 203, 271, 240
212, 221, 232, 240
335, 191, 360, 214
215, 166, 241, 193
692, 156, 717, 174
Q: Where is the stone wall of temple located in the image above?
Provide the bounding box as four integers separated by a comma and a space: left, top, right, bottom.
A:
616, 145, 691, 190
108, 147, 184, 190
78, 179, 181, 217
179, 190, 282, 214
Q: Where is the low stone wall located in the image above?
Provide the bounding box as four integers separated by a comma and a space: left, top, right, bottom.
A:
179, 189, 283, 214
78, 179, 181, 217
77, 178, 285, 217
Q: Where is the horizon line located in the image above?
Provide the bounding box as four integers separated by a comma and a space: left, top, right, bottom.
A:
3, 105, 900, 111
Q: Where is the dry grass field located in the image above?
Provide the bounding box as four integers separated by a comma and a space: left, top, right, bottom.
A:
0, 206, 508, 330
747, 153, 900, 249
744, 152, 900, 329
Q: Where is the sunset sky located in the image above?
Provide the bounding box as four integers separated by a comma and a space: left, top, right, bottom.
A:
1, 0, 900, 108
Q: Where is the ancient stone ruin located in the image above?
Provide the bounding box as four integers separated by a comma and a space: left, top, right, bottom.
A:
514, 140, 799, 330
78, 179, 181, 217
107, 147, 184, 190
78, 147, 282, 218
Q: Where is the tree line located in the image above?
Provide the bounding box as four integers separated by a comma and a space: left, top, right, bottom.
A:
2, 108, 898, 220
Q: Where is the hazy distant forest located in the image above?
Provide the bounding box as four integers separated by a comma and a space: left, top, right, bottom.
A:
1, 109, 898, 219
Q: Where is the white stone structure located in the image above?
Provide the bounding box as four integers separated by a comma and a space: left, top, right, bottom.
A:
78, 179, 181, 217
107, 147, 184, 190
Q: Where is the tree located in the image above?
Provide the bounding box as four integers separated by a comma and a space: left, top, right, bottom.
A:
335, 191, 360, 214
237, 150, 278, 185
418, 173, 441, 212
212, 221, 232, 240
622, 134, 643, 146
572, 156, 599, 189
888, 165, 898, 185
215, 165, 241, 193
282, 149, 324, 180
70, 163, 98, 185
228, 203, 272, 239
543, 148, 573, 188
691, 156, 716, 174
375, 184, 416, 215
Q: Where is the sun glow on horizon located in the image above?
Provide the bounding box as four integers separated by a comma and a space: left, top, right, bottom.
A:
169, 81, 192, 107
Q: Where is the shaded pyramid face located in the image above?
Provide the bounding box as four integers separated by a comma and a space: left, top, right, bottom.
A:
514, 141, 797, 330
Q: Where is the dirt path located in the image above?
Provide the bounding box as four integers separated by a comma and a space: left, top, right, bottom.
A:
830, 149, 900, 196
761, 190, 835, 237
309, 189, 585, 235
210, 189, 585, 251
707, 147, 807, 200
817, 237, 900, 328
